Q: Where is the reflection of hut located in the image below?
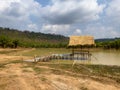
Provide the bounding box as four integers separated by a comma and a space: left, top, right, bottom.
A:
68, 36, 95, 60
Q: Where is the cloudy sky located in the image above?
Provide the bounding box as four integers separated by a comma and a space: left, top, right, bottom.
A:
0, 0, 120, 38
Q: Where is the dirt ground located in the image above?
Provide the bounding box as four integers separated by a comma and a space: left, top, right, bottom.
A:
0, 49, 120, 90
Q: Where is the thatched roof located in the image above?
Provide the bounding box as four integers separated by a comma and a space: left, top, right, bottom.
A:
68, 36, 95, 46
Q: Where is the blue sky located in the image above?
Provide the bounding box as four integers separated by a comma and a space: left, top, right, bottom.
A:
0, 0, 120, 39
35, 0, 50, 6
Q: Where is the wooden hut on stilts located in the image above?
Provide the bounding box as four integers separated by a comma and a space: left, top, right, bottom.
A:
68, 36, 95, 60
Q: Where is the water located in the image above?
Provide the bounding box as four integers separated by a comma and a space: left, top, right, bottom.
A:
91, 50, 120, 66
73, 49, 120, 66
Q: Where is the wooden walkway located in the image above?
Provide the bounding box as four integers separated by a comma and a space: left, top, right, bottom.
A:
24, 53, 92, 63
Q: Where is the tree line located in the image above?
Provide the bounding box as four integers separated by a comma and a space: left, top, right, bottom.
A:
96, 39, 120, 49
0, 34, 120, 49
0, 35, 68, 48
0, 27, 68, 48
0, 27, 120, 49
0, 35, 19, 48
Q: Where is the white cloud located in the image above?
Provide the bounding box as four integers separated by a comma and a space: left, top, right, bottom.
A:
0, 0, 20, 12
84, 25, 120, 39
42, 24, 70, 35
105, 0, 120, 27
0, 0, 41, 29
106, 0, 120, 17
40, 0, 106, 37
73, 29, 82, 35
27, 23, 38, 31
0, 0, 40, 18
42, 0, 105, 24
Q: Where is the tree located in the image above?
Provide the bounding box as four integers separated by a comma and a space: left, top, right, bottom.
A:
0, 35, 9, 48
12, 39, 19, 48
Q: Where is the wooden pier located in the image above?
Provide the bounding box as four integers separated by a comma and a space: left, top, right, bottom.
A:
71, 49, 92, 60
24, 51, 92, 63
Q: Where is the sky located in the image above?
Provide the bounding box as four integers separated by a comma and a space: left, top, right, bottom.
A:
0, 0, 120, 39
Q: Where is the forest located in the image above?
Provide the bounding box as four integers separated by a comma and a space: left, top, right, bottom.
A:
96, 38, 120, 49
0, 27, 68, 48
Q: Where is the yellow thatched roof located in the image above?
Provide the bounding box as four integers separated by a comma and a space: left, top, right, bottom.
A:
69, 36, 95, 46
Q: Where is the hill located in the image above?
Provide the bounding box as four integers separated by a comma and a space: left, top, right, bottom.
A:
0, 27, 69, 48
95, 38, 120, 42
95, 38, 115, 42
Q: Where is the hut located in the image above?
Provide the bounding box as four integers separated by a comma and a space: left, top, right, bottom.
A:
68, 36, 95, 60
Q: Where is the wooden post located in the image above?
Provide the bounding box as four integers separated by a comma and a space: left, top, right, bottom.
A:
34, 55, 36, 62
72, 48, 74, 60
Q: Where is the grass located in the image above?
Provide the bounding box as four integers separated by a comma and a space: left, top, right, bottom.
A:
1, 59, 120, 84
51, 69, 64, 75
21, 62, 51, 74
0, 50, 17, 54
0, 49, 22, 55
9, 60, 23, 63
0, 60, 23, 69
22, 69, 32, 72
21, 48, 71, 56
39, 60, 120, 76
40, 76, 47, 81
80, 87, 88, 90
0, 83, 7, 90
0, 63, 6, 68
33, 67, 42, 74
25, 60, 120, 78
0, 77, 10, 90
30, 60, 120, 83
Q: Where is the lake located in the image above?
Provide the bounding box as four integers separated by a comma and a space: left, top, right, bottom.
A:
90, 50, 120, 66
22, 48, 120, 66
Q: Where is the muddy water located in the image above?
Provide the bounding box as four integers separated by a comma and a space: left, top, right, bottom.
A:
90, 50, 120, 66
